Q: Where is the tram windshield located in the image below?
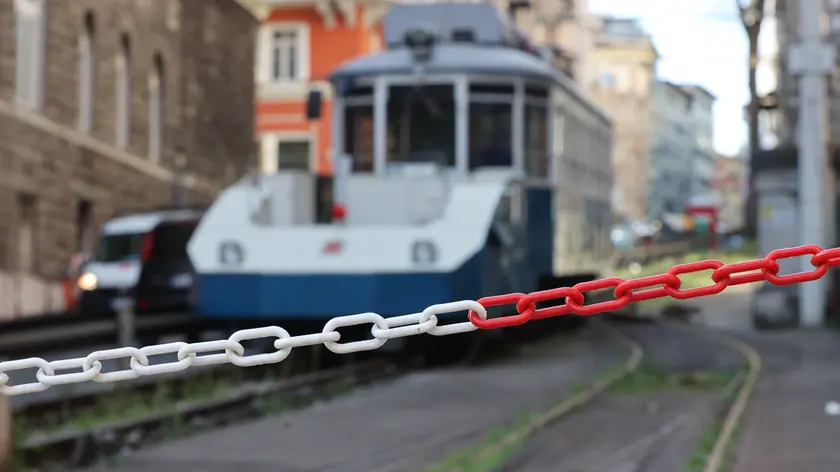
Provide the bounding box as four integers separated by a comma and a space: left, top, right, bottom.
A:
386, 84, 456, 169
339, 81, 542, 175
469, 102, 513, 170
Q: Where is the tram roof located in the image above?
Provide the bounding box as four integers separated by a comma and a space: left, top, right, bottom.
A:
330, 43, 557, 83
329, 44, 611, 126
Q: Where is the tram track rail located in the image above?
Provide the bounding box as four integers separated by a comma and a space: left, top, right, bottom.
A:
432, 315, 762, 472
8, 313, 758, 472
433, 318, 645, 472
689, 323, 762, 472
0, 312, 198, 359
12, 312, 559, 470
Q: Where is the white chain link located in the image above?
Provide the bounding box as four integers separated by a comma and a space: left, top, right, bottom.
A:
0, 300, 488, 396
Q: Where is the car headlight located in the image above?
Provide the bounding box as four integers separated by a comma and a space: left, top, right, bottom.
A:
77, 272, 98, 291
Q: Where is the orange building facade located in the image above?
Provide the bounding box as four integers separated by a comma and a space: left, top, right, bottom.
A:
240, 0, 388, 176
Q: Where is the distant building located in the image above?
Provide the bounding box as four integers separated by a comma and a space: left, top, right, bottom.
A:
680, 85, 716, 197
712, 154, 747, 232
646, 81, 716, 219
241, 0, 390, 176
647, 81, 694, 217
588, 17, 658, 220
502, 0, 593, 86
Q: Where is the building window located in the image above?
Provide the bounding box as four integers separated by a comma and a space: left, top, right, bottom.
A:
78, 12, 95, 133
596, 72, 614, 88
272, 30, 298, 80
258, 24, 309, 83
277, 139, 311, 171
615, 65, 630, 93
75, 200, 92, 254
17, 194, 38, 274
14, 0, 47, 111
148, 53, 164, 162
115, 34, 132, 149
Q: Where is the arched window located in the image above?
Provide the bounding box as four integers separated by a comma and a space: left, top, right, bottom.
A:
14, 0, 47, 111
115, 33, 131, 148
148, 53, 164, 162
77, 11, 95, 132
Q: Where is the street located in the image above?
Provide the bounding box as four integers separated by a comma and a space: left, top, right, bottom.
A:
84, 326, 629, 472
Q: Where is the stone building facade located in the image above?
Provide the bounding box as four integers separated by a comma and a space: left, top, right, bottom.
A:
500, 0, 593, 86
646, 81, 717, 218
0, 0, 257, 279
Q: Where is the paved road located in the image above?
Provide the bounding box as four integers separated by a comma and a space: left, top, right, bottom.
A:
499, 322, 745, 472
690, 284, 755, 332
85, 325, 629, 472
733, 329, 840, 472
643, 284, 840, 472
502, 391, 719, 472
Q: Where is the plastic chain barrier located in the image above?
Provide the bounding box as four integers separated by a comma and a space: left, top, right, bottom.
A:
1, 244, 836, 396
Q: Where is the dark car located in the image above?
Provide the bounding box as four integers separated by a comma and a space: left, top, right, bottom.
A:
134, 219, 200, 314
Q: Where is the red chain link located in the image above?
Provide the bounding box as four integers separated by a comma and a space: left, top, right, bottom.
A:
467, 244, 840, 330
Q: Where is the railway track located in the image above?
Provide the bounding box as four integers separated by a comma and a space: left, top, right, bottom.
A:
12, 312, 570, 470
16, 356, 400, 470
10, 312, 755, 472
0, 312, 198, 359
431, 316, 762, 472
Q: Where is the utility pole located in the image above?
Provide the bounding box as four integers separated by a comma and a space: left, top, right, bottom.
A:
789, 0, 834, 327
736, 0, 765, 239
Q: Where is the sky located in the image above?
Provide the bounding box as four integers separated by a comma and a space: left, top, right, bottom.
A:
589, 0, 754, 157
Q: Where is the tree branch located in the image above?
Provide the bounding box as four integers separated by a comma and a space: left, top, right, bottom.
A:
736, 0, 766, 29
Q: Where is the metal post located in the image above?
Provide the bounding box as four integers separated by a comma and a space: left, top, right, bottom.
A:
116, 289, 136, 370
0, 358, 11, 472
790, 0, 835, 327
373, 77, 388, 177
333, 154, 351, 215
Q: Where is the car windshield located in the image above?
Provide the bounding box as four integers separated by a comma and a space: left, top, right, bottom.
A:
150, 222, 198, 259
94, 233, 145, 262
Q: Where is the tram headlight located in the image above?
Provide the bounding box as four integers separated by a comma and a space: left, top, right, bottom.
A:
77, 272, 98, 291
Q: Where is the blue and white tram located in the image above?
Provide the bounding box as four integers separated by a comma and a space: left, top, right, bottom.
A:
187, 3, 614, 331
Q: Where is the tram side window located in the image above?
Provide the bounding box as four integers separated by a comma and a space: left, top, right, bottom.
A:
277, 141, 310, 171
552, 110, 564, 178
386, 85, 455, 168
469, 102, 512, 170
524, 104, 548, 177
344, 105, 374, 172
